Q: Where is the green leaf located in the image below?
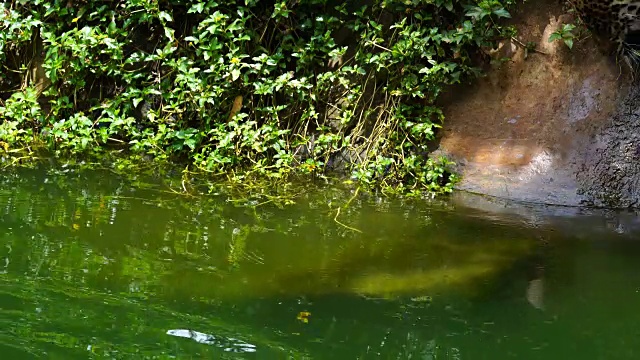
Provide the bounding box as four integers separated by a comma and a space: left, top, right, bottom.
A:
185, 138, 197, 150
159, 11, 173, 22
493, 8, 511, 18
564, 38, 574, 49
445, 0, 454, 12
164, 27, 175, 41
465, 6, 489, 20
548, 33, 562, 42
231, 69, 241, 81
188, 3, 206, 14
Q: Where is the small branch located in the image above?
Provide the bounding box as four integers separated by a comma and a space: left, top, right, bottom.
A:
333, 207, 363, 233
332, 187, 363, 233
367, 41, 393, 53
511, 37, 549, 55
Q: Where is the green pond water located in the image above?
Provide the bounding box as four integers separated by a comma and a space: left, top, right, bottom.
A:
1, 167, 640, 359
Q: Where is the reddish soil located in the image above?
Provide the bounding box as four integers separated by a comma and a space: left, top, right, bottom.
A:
434, 0, 632, 206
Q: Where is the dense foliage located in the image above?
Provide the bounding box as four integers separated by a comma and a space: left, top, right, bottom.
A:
0, 0, 515, 195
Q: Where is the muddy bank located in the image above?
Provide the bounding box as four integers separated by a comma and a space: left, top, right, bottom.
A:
435, 0, 640, 208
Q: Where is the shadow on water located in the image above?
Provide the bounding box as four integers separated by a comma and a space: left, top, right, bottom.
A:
1, 166, 640, 358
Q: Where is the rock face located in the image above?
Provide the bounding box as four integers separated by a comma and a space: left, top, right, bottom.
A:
576, 86, 640, 207
435, 0, 640, 208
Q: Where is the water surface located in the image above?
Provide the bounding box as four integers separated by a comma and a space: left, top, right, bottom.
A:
1, 167, 639, 359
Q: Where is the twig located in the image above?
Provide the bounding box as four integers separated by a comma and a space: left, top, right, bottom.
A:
343, 187, 360, 208
332, 187, 363, 233
334, 207, 363, 233
511, 37, 549, 55
367, 41, 393, 53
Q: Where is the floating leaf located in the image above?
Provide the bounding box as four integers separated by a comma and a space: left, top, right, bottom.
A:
297, 311, 311, 323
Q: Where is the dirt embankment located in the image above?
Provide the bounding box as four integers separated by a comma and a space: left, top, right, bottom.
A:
434, 0, 640, 208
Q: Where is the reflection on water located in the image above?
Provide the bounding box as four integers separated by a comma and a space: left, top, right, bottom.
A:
166, 329, 257, 353
526, 278, 544, 310
0, 166, 640, 358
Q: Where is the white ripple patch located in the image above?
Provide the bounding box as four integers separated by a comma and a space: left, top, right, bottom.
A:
166, 329, 257, 353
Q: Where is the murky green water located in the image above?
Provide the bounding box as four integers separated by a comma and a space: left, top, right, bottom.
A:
2, 167, 640, 359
